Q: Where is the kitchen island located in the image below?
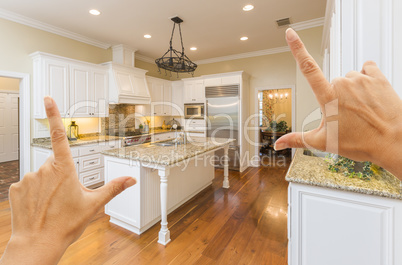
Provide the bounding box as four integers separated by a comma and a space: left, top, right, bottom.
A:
287, 149, 402, 265
102, 137, 235, 245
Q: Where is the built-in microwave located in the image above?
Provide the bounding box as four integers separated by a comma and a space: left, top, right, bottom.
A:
184, 103, 204, 119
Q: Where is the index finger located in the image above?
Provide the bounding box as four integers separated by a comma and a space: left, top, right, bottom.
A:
286, 28, 332, 102
44, 96, 72, 162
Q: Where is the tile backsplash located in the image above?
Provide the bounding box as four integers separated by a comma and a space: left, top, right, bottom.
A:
101, 104, 136, 136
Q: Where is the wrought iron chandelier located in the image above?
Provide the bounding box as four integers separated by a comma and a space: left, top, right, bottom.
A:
155, 16, 197, 76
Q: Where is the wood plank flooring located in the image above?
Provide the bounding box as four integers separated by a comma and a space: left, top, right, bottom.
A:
0, 157, 290, 265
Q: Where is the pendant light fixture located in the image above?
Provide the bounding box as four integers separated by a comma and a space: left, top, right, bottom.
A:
155, 16, 197, 77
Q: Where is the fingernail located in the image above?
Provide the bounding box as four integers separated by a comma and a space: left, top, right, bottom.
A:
123, 178, 137, 189
274, 142, 287, 151
44, 96, 53, 108
286, 28, 298, 42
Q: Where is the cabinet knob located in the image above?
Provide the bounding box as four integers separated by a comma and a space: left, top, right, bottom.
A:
89, 161, 95, 165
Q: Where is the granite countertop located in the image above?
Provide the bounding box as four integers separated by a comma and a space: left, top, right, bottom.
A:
286, 149, 402, 200
32, 135, 122, 149
102, 137, 234, 167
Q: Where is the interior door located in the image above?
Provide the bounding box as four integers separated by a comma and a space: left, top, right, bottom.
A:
0, 92, 19, 163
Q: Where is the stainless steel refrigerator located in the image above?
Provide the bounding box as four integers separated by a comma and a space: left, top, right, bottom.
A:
206, 85, 240, 170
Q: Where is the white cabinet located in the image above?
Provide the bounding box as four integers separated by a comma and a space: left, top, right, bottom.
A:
31, 52, 109, 119
288, 182, 402, 265
183, 79, 205, 103
323, 0, 401, 97
42, 58, 70, 117
171, 81, 184, 116
203, 75, 240, 87
184, 119, 206, 132
151, 132, 175, 142
146, 77, 173, 116
32, 140, 121, 187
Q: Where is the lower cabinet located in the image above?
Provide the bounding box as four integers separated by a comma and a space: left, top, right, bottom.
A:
151, 132, 176, 142
288, 182, 402, 265
32, 140, 121, 187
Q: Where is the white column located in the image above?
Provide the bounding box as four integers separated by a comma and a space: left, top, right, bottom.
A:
223, 145, 230, 189
157, 168, 171, 245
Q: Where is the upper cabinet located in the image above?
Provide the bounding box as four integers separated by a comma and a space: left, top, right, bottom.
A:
137, 76, 172, 116
104, 62, 151, 105
183, 79, 205, 103
171, 81, 184, 116
323, 0, 402, 97
31, 52, 109, 119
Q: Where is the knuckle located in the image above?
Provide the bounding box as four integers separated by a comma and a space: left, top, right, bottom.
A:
110, 183, 124, 198
299, 58, 318, 75
364, 60, 377, 67
50, 128, 67, 143
292, 39, 305, 51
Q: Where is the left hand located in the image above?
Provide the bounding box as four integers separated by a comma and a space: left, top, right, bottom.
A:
0, 96, 136, 265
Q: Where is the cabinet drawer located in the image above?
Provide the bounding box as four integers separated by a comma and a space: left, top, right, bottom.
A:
79, 145, 102, 156
185, 119, 205, 127
80, 168, 104, 187
79, 153, 103, 172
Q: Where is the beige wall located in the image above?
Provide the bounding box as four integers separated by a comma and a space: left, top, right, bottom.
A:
0, 18, 112, 76
295, 26, 323, 131
0, 76, 20, 91
135, 59, 171, 80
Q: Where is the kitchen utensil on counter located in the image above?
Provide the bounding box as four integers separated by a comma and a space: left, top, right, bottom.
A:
67, 121, 79, 141
162, 120, 168, 130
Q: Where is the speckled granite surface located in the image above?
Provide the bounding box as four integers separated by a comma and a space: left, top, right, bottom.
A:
32, 135, 121, 149
286, 149, 402, 200
31, 130, 191, 149
102, 137, 234, 167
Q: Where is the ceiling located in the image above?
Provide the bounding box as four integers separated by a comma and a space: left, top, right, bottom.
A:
0, 0, 326, 62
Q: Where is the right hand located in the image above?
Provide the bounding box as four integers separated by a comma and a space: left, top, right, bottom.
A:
275, 28, 402, 178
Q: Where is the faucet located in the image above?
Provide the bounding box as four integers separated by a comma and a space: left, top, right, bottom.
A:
174, 130, 187, 145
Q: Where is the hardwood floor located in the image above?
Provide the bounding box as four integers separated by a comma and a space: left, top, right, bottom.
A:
0, 160, 290, 265
0, 160, 19, 202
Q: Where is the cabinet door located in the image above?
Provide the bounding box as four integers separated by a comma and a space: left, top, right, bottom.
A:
150, 81, 164, 115
194, 80, 205, 102
163, 82, 172, 115
44, 59, 70, 117
171, 83, 184, 116
184, 81, 195, 103
70, 64, 91, 117
92, 69, 108, 117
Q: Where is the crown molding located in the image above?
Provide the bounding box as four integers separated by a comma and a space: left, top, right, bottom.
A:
135, 54, 155, 64
0, 8, 111, 49
290, 17, 325, 31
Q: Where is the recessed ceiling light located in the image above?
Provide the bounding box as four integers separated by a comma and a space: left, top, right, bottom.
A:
190, 47, 197, 51
240, 36, 248, 41
144, 34, 152, 39
89, 9, 101, 16
243, 5, 254, 11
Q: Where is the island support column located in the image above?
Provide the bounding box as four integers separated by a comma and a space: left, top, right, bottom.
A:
158, 168, 171, 245
223, 145, 230, 189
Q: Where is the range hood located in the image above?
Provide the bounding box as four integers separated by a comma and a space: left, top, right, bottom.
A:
104, 45, 151, 105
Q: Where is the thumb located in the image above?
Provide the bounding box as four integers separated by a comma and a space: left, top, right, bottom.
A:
92, 177, 137, 206
274, 130, 322, 151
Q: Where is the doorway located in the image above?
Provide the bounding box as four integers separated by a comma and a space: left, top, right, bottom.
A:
254, 85, 296, 166
0, 77, 20, 201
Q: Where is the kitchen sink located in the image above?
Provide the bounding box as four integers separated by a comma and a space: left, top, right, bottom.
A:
303, 149, 337, 159
151, 140, 182, 147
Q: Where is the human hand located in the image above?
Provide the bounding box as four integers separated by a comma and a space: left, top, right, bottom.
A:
0, 97, 136, 265
275, 28, 402, 179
